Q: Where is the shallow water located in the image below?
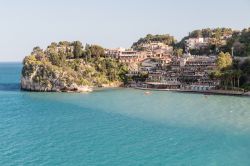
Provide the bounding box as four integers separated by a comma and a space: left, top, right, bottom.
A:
0, 63, 250, 166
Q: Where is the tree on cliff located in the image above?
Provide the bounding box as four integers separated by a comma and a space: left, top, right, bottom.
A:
73, 41, 83, 59
32, 46, 43, 55
189, 30, 202, 38
47, 49, 66, 67
86, 45, 105, 58
225, 28, 250, 57
83, 44, 92, 61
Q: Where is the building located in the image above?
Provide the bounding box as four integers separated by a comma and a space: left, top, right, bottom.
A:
140, 58, 160, 71
183, 82, 217, 91
144, 55, 218, 90
185, 37, 209, 50
118, 50, 141, 63
104, 47, 126, 59
142, 81, 181, 90
105, 48, 142, 63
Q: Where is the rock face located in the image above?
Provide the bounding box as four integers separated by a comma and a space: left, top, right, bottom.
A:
21, 76, 92, 92
21, 57, 92, 92
21, 72, 92, 92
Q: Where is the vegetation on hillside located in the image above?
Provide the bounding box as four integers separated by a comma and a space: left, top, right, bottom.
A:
22, 41, 128, 88
210, 52, 250, 90
132, 34, 176, 51
225, 28, 250, 57
176, 28, 250, 56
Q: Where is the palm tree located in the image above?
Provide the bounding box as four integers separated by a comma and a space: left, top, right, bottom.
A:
234, 70, 242, 89
228, 70, 235, 90
222, 72, 230, 90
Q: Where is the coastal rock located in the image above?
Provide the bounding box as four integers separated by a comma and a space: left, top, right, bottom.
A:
243, 91, 250, 96
20, 55, 121, 92
77, 86, 93, 92
20, 41, 128, 93
21, 75, 92, 92
21, 59, 91, 92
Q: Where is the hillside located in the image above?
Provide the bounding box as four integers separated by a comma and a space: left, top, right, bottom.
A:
132, 34, 176, 51
176, 27, 250, 56
21, 41, 128, 92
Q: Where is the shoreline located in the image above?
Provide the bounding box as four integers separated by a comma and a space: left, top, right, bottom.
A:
134, 87, 249, 97
20, 85, 250, 97
20, 84, 123, 93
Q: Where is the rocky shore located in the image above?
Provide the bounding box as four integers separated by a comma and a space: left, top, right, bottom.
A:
21, 76, 93, 92
20, 65, 123, 92
21, 75, 123, 92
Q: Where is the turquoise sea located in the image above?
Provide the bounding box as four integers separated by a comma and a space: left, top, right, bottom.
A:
0, 63, 250, 166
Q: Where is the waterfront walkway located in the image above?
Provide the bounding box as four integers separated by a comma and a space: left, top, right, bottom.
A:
134, 87, 248, 96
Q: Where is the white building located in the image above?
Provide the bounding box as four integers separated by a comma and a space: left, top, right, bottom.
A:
185, 37, 209, 49
104, 47, 126, 58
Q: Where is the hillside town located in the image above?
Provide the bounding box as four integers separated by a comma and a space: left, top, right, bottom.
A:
21, 28, 250, 94
104, 28, 250, 94
104, 41, 220, 91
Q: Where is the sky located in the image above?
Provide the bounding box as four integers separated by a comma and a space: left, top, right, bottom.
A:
0, 0, 250, 62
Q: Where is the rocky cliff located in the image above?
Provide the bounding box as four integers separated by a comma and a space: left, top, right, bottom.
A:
21, 57, 91, 92
21, 42, 128, 92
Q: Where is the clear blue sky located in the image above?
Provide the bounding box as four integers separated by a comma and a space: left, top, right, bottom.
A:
0, 0, 249, 62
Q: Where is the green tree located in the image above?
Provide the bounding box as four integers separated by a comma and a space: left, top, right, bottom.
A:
173, 48, 183, 57
66, 47, 74, 59
48, 49, 61, 66
201, 28, 212, 38
216, 52, 233, 70
234, 70, 242, 88
58, 41, 71, 47
73, 41, 83, 58
48, 42, 57, 49
88, 45, 105, 58
189, 30, 202, 38
47, 47, 65, 67
132, 34, 176, 50
31, 46, 46, 61
32, 46, 43, 55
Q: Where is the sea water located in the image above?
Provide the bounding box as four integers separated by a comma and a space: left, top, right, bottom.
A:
0, 63, 250, 166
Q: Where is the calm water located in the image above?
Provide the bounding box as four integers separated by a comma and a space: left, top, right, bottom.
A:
1, 63, 250, 166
